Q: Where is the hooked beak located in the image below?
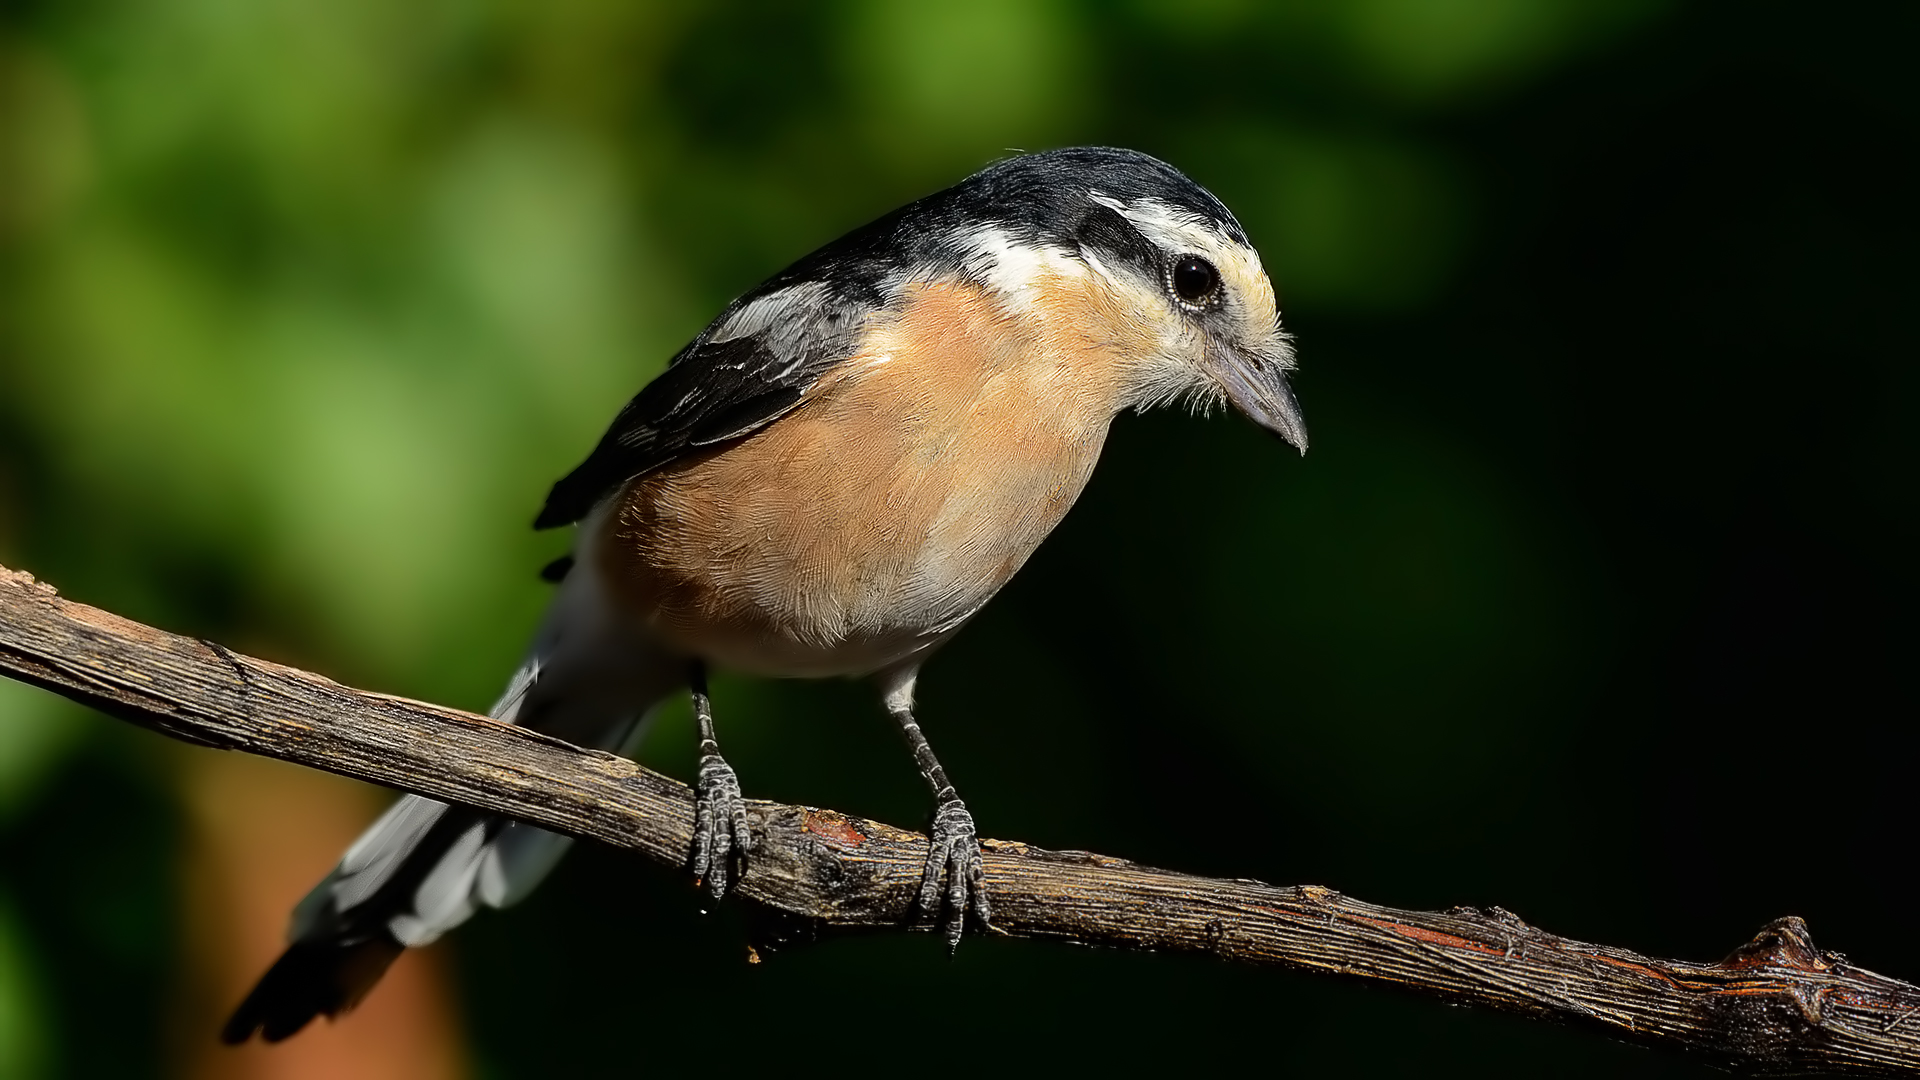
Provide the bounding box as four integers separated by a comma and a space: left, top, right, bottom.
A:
1214, 344, 1308, 453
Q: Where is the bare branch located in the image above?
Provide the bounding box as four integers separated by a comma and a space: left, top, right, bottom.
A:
3, 562, 1917, 1076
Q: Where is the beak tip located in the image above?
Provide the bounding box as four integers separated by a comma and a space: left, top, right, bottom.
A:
1239, 402, 1307, 456
1214, 347, 1307, 456
1261, 398, 1308, 455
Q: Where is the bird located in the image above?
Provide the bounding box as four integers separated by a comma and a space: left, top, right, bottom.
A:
220, 145, 1306, 1044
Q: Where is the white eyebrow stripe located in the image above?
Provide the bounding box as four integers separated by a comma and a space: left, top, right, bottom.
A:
1087, 193, 1242, 266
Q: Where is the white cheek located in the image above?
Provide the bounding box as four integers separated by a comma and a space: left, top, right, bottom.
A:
1120, 301, 1218, 412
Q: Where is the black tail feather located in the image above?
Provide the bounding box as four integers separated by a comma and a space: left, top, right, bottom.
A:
220, 934, 404, 1044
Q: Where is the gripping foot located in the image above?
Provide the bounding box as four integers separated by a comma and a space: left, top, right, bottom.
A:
691, 750, 752, 898
688, 663, 753, 898
920, 795, 990, 949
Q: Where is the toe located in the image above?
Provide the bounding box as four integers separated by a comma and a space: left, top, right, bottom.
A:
732, 803, 756, 853
970, 868, 993, 930
691, 814, 714, 879
706, 831, 733, 897
919, 839, 947, 912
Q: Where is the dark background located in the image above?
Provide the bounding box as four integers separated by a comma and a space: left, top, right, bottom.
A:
1, 2, 1914, 1077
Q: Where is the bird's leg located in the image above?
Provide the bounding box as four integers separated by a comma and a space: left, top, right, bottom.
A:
688, 662, 752, 897
884, 679, 990, 949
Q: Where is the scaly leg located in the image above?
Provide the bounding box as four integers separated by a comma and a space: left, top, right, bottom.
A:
884, 674, 990, 948
688, 662, 753, 897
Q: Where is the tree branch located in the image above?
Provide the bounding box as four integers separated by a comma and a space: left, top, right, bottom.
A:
2, 561, 1916, 1076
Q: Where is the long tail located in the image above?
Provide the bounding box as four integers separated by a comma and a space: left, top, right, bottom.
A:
222, 553, 681, 1044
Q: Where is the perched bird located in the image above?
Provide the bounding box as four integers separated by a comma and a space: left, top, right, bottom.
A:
222, 146, 1306, 1044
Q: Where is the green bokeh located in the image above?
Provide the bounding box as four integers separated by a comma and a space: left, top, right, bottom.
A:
0, 897, 52, 1079
3, 2, 1915, 1077
0, 682, 85, 822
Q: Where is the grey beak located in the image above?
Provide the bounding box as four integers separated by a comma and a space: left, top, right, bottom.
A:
1216, 346, 1308, 453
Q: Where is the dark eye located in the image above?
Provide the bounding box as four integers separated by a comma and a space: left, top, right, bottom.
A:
1171, 256, 1220, 305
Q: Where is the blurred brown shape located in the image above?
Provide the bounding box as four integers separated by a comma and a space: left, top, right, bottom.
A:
176, 751, 469, 1080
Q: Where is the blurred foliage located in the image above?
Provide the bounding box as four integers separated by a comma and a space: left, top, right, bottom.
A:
0, 681, 82, 822
2, 1, 1917, 1078
0, 896, 51, 1078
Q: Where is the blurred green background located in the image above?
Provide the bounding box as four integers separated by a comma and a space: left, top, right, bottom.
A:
2, 1, 1916, 1077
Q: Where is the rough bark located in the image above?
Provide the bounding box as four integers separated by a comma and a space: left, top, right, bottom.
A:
3, 562, 1917, 1076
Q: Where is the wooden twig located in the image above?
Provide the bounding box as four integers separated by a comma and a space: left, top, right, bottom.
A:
2, 560, 1916, 1076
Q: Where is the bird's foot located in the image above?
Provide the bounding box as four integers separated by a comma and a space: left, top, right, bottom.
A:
691, 751, 753, 898
919, 795, 990, 949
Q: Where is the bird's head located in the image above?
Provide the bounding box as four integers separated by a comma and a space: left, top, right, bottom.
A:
922, 147, 1306, 453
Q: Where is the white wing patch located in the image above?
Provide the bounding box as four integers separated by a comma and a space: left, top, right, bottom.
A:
710, 281, 834, 344
954, 226, 1084, 310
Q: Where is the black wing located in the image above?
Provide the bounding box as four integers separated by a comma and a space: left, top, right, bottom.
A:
533, 282, 869, 529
